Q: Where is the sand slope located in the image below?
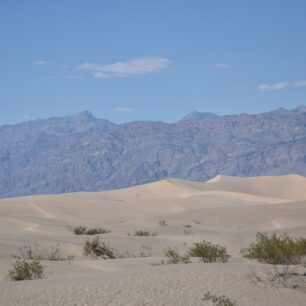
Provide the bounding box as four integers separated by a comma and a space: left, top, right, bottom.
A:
0, 175, 306, 305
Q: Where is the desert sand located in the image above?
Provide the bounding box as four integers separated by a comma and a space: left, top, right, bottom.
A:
0, 174, 306, 305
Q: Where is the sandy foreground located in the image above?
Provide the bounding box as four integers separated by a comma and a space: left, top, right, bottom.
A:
0, 174, 306, 306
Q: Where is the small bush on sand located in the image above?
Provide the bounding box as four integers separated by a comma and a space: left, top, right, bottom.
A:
202, 291, 237, 306
13, 243, 73, 261
73, 226, 87, 235
9, 259, 44, 281
164, 247, 190, 264
159, 220, 167, 226
73, 226, 110, 235
85, 227, 111, 235
193, 219, 201, 224
134, 230, 158, 237
241, 232, 306, 265
83, 237, 115, 259
188, 240, 230, 263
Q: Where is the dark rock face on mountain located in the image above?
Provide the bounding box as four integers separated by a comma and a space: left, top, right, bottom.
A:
1, 107, 306, 198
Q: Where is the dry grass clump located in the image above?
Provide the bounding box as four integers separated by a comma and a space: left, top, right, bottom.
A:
73, 225, 110, 235
9, 260, 44, 281
134, 230, 158, 237
188, 240, 230, 263
83, 237, 116, 259
241, 232, 306, 265
202, 291, 237, 306
164, 247, 190, 264
13, 243, 73, 261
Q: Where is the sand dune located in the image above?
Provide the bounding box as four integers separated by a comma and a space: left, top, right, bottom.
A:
205, 174, 306, 201
0, 175, 306, 305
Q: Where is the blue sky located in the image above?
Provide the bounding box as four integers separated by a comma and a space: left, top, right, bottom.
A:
1, 0, 306, 125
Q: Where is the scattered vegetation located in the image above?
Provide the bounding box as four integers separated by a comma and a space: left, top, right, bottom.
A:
202, 291, 237, 306
241, 232, 306, 265
183, 224, 192, 228
13, 243, 73, 261
164, 247, 191, 264
188, 240, 230, 263
133, 230, 158, 237
248, 265, 306, 291
9, 259, 44, 281
193, 219, 201, 225
73, 225, 111, 235
83, 237, 115, 259
73, 225, 87, 235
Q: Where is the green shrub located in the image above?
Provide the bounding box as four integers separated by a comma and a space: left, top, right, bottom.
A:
73, 226, 87, 235
134, 230, 157, 237
83, 237, 115, 259
188, 240, 230, 263
241, 232, 306, 265
164, 247, 190, 264
9, 260, 44, 281
85, 227, 111, 235
203, 291, 237, 306
73, 226, 110, 235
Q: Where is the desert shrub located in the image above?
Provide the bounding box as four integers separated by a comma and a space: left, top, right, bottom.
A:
73, 226, 87, 235
9, 260, 44, 281
188, 240, 230, 263
134, 230, 157, 237
83, 237, 115, 259
85, 227, 111, 235
164, 247, 190, 264
73, 226, 110, 235
13, 243, 73, 261
241, 232, 306, 265
193, 219, 201, 224
203, 291, 237, 306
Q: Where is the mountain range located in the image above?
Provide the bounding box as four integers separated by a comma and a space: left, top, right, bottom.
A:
1, 106, 306, 198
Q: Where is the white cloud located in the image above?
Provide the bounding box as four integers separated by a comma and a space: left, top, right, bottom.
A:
114, 107, 134, 112
215, 63, 232, 69
78, 57, 170, 78
32, 60, 47, 65
23, 114, 31, 120
258, 82, 289, 91
94, 72, 109, 79
294, 80, 306, 87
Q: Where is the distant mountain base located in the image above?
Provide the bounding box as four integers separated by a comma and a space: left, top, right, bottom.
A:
0, 106, 306, 198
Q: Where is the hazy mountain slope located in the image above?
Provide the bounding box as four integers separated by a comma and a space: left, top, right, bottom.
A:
0, 106, 306, 198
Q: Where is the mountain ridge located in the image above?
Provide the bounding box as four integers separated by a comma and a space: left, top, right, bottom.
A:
0, 106, 306, 198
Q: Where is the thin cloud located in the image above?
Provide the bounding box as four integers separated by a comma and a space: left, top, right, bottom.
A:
78, 57, 170, 78
294, 80, 306, 87
32, 60, 47, 66
114, 107, 134, 112
215, 63, 232, 69
258, 82, 289, 91
94, 72, 109, 79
